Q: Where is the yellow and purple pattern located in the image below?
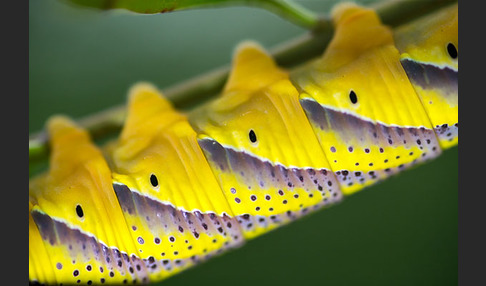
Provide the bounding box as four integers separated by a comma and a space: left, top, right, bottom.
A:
29, 2, 458, 285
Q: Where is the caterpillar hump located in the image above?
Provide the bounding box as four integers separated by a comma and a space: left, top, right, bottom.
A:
189, 42, 343, 239
29, 116, 146, 284
292, 3, 447, 195
394, 3, 458, 149
29, 2, 458, 285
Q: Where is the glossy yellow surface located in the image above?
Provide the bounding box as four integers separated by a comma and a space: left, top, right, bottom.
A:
394, 3, 458, 149
29, 3, 458, 284
107, 83, 232, 217
394, 3, 458, 70
292, 3, 442, 195
189, 43, 339, 238
190, 42, 331, 170
29, 117, 141, 284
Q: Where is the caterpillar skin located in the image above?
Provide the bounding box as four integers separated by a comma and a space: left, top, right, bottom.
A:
29, 2, 458, 285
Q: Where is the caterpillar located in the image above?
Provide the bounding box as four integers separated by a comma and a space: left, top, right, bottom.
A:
29, 2, 458, 285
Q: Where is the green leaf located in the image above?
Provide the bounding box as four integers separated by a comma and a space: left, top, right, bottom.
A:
66, 0, 320, 28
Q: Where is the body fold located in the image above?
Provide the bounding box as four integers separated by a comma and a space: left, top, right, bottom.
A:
29, 2, 458, 285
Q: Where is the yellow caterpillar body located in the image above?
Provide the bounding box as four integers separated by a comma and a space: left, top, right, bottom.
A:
29, 3, 458, 285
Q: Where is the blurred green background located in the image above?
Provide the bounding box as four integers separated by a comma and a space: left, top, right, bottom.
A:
29, 0, 458, 285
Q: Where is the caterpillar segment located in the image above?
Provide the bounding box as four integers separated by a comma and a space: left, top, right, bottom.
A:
29, 3, 458, 285
29, 117, 150, 284
393, 3, 458, 149
104, 83, 245, 282
188, 42, 343, 240
291, 3, 447, 195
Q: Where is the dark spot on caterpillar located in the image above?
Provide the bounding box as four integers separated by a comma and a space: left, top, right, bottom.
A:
150, 174, 158, 188
75, 205, 83, 218
447, 43, 458, 59
73, 270, 79, 277
169, 236, 175, 242
154, 237, 160, 244
349, 90, 358, 104
250, 195, 257, 201
235, 197, 241, 203
137, 237, 144, 244
56, 263, 62, 270
364, 148, 370, 153
86, 265, 92, 271
249, 129, 257, 143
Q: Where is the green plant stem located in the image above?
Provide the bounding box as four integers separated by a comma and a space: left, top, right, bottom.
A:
67, 0, 320, 29
30, 0, 457, 168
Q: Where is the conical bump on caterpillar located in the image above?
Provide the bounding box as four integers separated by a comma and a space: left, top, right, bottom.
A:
29, 117, 152, 285
29, 2, 458, 285
292, 2, 456, 194
188, 41, 344, 238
